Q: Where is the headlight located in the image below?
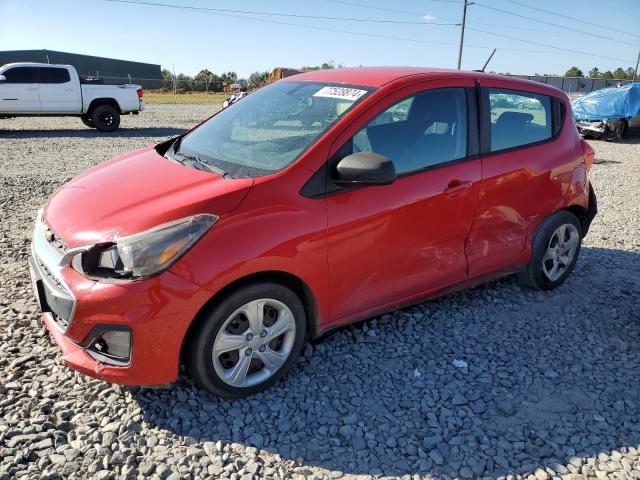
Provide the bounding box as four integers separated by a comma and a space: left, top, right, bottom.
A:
79, 214, 217, 279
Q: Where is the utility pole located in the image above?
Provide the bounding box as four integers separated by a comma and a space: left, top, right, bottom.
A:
456, 0, 469, 69
172, 64, 177, 105
633, 49, 640, 82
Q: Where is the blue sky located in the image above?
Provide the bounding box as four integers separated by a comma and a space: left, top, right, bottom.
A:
1, 0, 638, 78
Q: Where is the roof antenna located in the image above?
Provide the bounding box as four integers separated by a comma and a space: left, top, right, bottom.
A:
479, 48, 496, 72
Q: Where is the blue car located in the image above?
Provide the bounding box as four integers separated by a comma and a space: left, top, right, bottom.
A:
572, 83, 640, 141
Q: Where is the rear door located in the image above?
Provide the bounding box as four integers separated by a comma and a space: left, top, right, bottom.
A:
0, 66, 40, 112
38, 67, 81, 112
324, 79, 481, 324
466, 82, 565, 276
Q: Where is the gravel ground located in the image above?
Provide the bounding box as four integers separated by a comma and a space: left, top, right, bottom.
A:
1, 105, 639, 480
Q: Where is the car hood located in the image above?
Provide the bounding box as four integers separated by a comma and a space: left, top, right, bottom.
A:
44, 145, 253, 247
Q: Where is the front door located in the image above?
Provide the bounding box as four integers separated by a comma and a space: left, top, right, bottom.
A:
0, 66, 40, 113
325, 82, 481, 324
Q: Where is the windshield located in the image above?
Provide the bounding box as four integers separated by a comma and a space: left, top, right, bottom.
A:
176, 81, 373, 178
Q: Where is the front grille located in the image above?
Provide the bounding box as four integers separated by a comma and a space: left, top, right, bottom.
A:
32, 218, 77, 332
43, 224, 69, 254
36, 256, 66, 294
51, 312, 70, 330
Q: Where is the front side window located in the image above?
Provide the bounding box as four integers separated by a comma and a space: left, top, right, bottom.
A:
2, 67, 37, 83
346, 88, 468, 175
39, 67, 71, 84
489, 88, 551, 152
176, 81, 373, 178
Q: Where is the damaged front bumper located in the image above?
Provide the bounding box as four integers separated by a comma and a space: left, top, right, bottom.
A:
576, 118, 626, 141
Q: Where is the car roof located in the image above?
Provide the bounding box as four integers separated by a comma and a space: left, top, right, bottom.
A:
284, 66, 564, 96
1, 62, 72, 69
284, 67, 480, 87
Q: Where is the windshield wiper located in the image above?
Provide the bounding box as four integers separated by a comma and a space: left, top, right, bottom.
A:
167, 137, 233, 179
176, 151, 233, 179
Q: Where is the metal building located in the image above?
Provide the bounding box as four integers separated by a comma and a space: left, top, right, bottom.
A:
0, 49, 162, 88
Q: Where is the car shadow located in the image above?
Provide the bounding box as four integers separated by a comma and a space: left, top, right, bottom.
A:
616, 128, 640, 145
130, 246, 640, 478
0, 127, 185, 139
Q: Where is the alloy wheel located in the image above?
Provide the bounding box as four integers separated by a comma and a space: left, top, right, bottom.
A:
542, 223, 580, 281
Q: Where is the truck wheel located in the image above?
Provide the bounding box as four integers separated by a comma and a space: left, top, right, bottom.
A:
518, 211, 582, 291
80, 115, 95, 128
91, 105, 120, 132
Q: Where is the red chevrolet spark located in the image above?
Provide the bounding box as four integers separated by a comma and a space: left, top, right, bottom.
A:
30, 67, 597, 397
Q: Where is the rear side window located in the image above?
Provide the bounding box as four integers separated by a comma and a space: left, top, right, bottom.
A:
39, 67, 71, 84
489, 88, 552, 152
347, 88, 468, 175
2, 67, 37, 83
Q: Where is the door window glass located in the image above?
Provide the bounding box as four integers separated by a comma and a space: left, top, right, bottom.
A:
489, 88, 552, 151
39, 67, 71, 84
2, 67, 37, 83
368, 97, 414, 126
349, 88, 467, 174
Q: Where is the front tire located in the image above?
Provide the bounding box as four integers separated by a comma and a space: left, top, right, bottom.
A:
518, 211, 582, 290
186, 282, 306, 398
91, 104, 120, 132
604, 119, 626, 141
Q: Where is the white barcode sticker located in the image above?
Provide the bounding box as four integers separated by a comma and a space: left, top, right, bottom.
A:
313, 86, 367, 101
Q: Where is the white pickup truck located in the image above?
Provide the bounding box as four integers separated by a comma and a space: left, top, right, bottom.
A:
0, 63, 144, 131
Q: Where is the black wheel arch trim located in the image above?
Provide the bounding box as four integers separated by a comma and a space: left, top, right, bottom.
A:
179, 270, 320, 366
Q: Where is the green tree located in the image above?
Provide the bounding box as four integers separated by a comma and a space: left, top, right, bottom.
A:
175, 73, 194, 92
248, 71, 269, 89
194, 69, 220, 92
625, 67, 635, 80
220, 71, 238, 89
161, 69, 174, 90
588, 67, 601, 78
602, 70, 614, 79
613, 67, 627, 79
565, 67, 584, 77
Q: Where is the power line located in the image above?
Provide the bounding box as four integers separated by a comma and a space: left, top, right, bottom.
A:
323, 0, 614, 35
466, 26, 635, 64
103, 0, 637, 65
502, 0, 640, 39
473, 2, 639, 47
104, 0, 458, 25
104, 0, 462, 47
323, 0, 426, 18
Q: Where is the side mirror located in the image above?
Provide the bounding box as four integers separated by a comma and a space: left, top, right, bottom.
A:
0, 75, 6, 82
334, 151, 396, 187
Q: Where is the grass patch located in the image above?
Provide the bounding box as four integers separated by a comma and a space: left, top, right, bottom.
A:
143, 92, 229, 104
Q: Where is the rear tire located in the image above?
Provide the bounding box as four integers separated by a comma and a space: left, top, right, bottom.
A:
604, 119, 626, 141
185, 282, 306, 398
91, 104, 120, 132
518, 210, 582, 290
80, 115, 95, 128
